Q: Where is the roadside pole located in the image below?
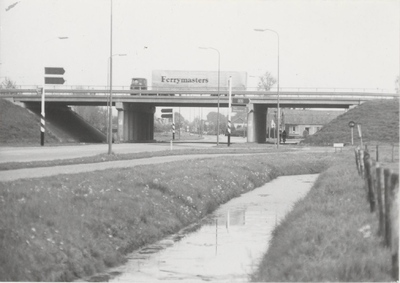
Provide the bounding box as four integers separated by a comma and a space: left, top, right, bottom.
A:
349, 121, 355, 145
172, 110, 175, 140
357, 124, 363, 149
41, 73, 45, 146
227, 76, 232, 147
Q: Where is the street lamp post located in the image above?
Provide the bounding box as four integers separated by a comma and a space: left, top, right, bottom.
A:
41, 36, 68, 146
199, 47, 220, 145
254, 28, 280, 148
107, 54, 126, 146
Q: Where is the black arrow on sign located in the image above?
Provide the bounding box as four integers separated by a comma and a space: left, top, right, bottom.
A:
161, 108, 173, 113
45, 67, 65, 75
161, 114, 173, 119
45, 77, 65, 85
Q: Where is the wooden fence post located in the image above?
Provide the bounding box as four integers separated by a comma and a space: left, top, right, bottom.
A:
390, 174, 399, 281
355, 148, 360, 175
384, 169, 392, 247
360, 150, 365, 177
364, 157, 375, 212
376, 165, 385, 236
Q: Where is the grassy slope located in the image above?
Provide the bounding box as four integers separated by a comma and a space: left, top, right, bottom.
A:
252, 99, 399, 282
0, 99, 59, 145
302, 99, 399, 145
251, 154, 392, 282
0, 98, 398, 281
0, 152, 333, 282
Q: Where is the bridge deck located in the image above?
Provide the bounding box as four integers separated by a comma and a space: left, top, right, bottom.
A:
1, 88, 398, 109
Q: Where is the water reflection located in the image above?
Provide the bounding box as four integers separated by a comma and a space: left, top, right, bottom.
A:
84, 174, 318, 282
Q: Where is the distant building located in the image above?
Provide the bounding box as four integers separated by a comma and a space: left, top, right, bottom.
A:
267, 109, 343, 138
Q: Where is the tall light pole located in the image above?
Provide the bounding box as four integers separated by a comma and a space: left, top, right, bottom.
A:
41, 36, 68, 146
107, 54, 126, 145
108, 0, 113, 155
199, 47, 220, 145
254, 28, 280, 148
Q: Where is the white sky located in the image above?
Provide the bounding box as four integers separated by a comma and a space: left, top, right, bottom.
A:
0, 0, 399, 120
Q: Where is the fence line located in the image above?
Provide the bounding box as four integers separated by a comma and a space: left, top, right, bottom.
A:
355, 147, 399, 280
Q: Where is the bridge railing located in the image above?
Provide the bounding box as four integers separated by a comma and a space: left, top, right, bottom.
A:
1, 86, 398, 100
3, 85, 398, 94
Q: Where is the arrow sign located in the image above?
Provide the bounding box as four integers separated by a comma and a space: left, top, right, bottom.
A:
161, 114, 173, 119
161, 108, 173, 113
232, 98, 250, 105
45, 77, 65, 84
45, 67, 65, 75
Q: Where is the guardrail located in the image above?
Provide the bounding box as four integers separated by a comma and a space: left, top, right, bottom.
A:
1, 88, 398, 100
2, 85, 398, 94
354, 146, 399, 280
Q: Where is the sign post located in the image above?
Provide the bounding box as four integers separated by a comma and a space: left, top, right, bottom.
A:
161, 108, 174, 140
42, 67, 65, 146
348, 121, 355, 145
227, 77, 232, 147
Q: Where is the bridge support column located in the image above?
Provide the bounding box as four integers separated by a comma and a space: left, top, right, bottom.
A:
247, 103, 267, 143
116, 102, 155, 142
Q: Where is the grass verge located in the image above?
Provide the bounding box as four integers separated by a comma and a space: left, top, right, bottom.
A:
0, 151, 333, 282
251, 150, 394, 282
0, 145, 295, 171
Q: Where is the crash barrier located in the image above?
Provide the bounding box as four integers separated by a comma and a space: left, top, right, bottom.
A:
354, 146, 399, 280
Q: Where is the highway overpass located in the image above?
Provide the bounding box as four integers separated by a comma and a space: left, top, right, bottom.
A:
1, 88, 398, 143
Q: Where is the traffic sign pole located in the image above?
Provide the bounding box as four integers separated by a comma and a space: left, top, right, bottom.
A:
41, 67, 46, 146
41, 66, 66, 146
172, 111, 175, 140
227, 76, 232, 147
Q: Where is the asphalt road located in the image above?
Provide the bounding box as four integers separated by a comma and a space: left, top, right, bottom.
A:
0, 136, 313, 182
0, 135, 247, 164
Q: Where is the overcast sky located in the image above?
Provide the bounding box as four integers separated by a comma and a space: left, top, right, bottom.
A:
0, 0, 399, 121
1, 0, 399, 91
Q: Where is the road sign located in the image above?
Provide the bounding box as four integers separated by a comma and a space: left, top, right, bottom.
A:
161, 114, 173, 119
45, 77, 65, 84
45, 67, 65, 75
348, 121, 355, 128
232, 98, 250, 105
161, 108, 173, 113
232, 106, 246, 113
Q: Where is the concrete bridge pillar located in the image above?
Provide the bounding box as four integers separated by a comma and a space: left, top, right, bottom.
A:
115, 102, 155, 142
247, 103, 268, 143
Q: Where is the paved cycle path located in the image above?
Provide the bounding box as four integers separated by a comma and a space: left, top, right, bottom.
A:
0, 147, 332, 182
0, 153, 257, 182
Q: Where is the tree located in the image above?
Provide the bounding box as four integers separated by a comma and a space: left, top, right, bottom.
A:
257, 71, 277, 91
0, 77, 16, 89
73, 106, 109, 133
174, 111, 188, 133
206, 111, 227, 134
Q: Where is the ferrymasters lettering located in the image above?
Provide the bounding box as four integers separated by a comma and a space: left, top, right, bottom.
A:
161, 76, 209, 84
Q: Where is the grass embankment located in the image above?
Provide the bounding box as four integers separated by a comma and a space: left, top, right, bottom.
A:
302, 99, 399, 146
0, 98, 60, 145
251, 98, 399, 281
0, 152, 333, 282
251, 151, 394, 281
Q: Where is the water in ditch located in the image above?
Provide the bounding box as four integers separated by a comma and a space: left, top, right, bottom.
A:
85, 174, 318, 282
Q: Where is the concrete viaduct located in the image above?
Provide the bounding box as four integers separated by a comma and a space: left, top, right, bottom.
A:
2, 88, 398, 143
